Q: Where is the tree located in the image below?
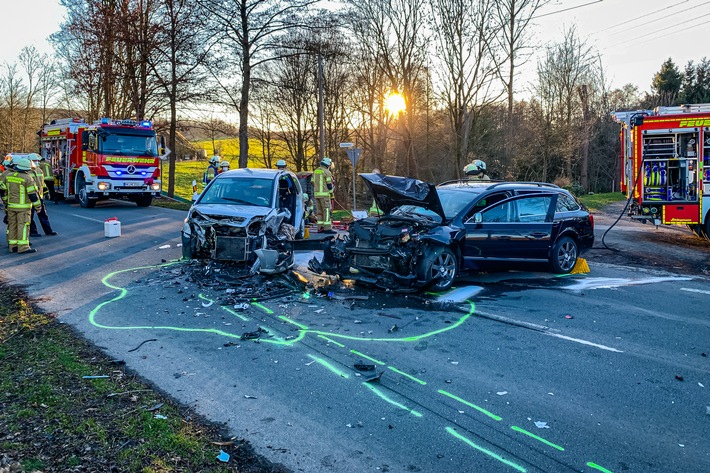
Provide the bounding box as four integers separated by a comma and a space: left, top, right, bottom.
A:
430, 0, 504, 179
197, 0, 319, 168
651, 58, 683, 107
0, 64, 26, 152
149, 0, 213, 197
494, 0, 550, 166
680, 58, 710, 104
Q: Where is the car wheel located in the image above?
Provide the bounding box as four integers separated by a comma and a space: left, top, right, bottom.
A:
418, 246, 457, 292
550, 236, 578, 274
76, 174, 95, 208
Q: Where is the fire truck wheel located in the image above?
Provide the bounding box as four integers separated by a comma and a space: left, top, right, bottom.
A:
76, 174, 95, 208
550, 236, 578, 274
135, 194, 152, 207
702, 216, 710, 242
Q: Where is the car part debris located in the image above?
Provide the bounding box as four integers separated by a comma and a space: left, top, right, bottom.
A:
234, 302, 250, 311
128, 338, 157, 352
354, 363, 376, 371
365, 371, 384, 383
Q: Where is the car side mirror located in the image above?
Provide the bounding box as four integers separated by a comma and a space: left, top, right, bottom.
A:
473, 212, 482, 223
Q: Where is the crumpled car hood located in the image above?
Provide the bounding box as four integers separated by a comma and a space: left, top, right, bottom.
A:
191, 204, 271, 222
360, 173, 445, 220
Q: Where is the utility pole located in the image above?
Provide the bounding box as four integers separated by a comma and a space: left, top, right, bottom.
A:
318, 53, 325, 161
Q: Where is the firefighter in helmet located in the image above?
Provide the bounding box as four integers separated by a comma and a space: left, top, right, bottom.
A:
313, 157, 335, 233
38, 154, 56, 203
203, 155, 220, 184
219, 160, 230, 173
276, 159, 287, 170
463, 159, 490, 180
28, 153, 57, 237
0, 156, 42, 253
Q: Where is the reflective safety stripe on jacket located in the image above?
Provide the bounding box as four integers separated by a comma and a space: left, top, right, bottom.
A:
0, 172, 40, 209
313, 167, 333, 197
40, 161, 53, 181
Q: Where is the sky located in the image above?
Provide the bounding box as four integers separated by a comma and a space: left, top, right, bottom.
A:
3, 0, 709, 95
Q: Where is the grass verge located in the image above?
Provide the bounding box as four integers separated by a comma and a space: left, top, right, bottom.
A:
0, 282, 288, 473
578, 192, 627, 213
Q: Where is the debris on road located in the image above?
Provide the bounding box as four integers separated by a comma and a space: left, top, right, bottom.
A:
365, 371, 384, 383
675, 375, 684, 382
244, 395, 257, 399
146, 402, 164, 412
128, 338, 157, 352
82, 375, 109, 379
354, 363, 376, 372
496, 391, 508, 396
217, 449, 230, 462
534, 421, 550, 429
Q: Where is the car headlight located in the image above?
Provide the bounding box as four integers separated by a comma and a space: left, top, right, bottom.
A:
97, 181, 110, 191
151, 182, 160, 191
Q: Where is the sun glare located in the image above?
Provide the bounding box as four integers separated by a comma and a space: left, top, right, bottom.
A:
384, 92, 406, 116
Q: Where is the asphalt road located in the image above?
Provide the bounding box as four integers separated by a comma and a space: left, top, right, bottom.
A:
1, 199, 709, 473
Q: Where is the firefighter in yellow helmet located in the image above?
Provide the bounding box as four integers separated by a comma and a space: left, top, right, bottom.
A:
0, 156, 42, 253
28, 153, 57, 237
313, 157, 335, 233
463, 159, 490, 180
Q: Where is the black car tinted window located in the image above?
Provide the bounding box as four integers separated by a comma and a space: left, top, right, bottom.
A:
556, 193, 580, 212
518, 196, 553, 222
481, 201, 513, 222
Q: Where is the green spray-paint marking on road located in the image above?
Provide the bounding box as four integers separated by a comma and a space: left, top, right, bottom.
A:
307, 355, 349, 378
362, 383, 423, 417
221, 306, 249, 322
251, 302, 274, 314
278, 315, 309, 330
445, 427, 527, 472
318, 335, 346, 347
587, 462, 614, 473
438, 390, 502, 421
350, 350, 385, 365
388, 366, 427, 385
510, 426, 564, 451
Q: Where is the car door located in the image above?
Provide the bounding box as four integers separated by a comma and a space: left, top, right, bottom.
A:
463, 194, 555, 261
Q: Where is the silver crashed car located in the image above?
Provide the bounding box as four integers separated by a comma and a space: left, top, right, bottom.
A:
181, 168, 306, 273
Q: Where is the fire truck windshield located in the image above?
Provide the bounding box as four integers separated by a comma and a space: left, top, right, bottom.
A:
99, 132, 158, 157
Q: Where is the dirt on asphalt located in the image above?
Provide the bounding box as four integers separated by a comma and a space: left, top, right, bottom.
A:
585, 201, 710, 276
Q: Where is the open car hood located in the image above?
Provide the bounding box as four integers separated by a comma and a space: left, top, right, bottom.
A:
360, 173, 446, 220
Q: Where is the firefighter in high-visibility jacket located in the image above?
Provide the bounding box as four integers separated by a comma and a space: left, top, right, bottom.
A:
313, 157, 334, 233
368, 168, 382, 217
28, 153, 57, 237
38, 154, 56, 203
0, 156, 41, 253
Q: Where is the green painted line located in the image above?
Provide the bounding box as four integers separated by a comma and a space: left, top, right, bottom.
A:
438, 390, 502, 421
362, 383, 422, 417
510, 426, 564, 451
221, 306, 249, 322
586, 462, 614, 473
251, 302, 273, 314
445, 427, 526, 472
307, 355, 349, 378
350, 350, 385, 365
198, 293, 213, 302
318, 335, 345, 347
388, 366, 427, 385
278, 315, 309, 330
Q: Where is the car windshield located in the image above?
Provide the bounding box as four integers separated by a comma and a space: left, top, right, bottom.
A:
100, 133, 159, 156
199, 177, 274, 207
391, 188, 479, 221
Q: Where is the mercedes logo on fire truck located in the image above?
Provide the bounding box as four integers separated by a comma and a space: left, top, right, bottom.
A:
127, 165, 136, 174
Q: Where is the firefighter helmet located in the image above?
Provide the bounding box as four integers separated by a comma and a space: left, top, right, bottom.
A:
321, 157, 332, 167
276, 159, 287, 169
29, 153, 41, 162
220, 160, 230, 169
2, 155, 12, 167
14, 157, 32, 171
464, 159, 486, 176
209, 155, 220, 165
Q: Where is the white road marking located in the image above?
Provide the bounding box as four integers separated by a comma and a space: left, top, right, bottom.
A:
564, 276, 692, 291
680, 287, 710, 295
70, 214, 105, 224
544, 332, 624, 353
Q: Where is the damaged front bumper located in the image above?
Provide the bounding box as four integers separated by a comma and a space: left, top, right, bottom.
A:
182, 208, 295, 274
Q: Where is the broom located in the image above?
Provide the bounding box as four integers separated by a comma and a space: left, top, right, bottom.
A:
570, 257, 590, 274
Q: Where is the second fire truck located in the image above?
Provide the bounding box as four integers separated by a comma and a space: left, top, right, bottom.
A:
612, 104, 710, 240
39, 118, 164, 208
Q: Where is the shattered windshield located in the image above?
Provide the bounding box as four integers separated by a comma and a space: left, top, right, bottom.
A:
199, 177, 274, 207
391, 188, 475, 220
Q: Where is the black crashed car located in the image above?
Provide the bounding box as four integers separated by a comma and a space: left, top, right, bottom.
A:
311, 174, 594, 291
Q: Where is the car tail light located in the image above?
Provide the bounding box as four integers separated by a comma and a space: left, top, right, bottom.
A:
588, 213, 594, 228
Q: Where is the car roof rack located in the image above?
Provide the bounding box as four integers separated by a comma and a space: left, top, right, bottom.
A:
485, 181, 560, 190
438, 179, 504, 186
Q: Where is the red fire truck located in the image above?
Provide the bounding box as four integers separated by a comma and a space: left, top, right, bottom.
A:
612, 104, 710, 239
39, 117, 164, 208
